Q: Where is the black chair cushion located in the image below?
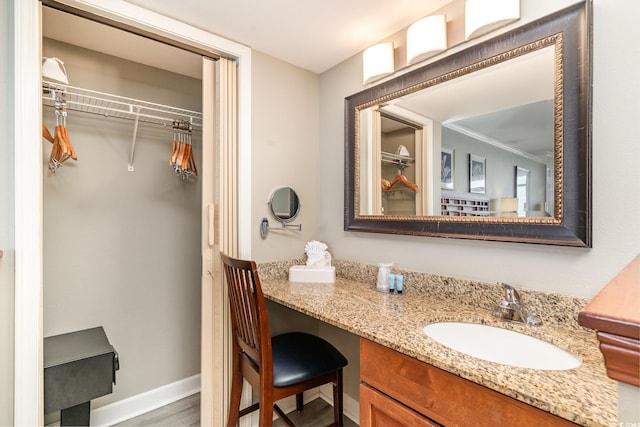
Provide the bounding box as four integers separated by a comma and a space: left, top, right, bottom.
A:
271, 332, 348, 388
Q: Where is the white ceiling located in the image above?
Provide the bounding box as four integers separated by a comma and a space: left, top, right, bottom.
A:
122, 0, 454, 73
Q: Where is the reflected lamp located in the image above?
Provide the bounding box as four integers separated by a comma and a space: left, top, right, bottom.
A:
406, 15, 447, 66
465, 0, 520, 40
490, 197, 518, 213
362, 42, 394, 85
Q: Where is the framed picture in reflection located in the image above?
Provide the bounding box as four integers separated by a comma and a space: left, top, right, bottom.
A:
441, 148, 454, 190
469, 154, 486, 194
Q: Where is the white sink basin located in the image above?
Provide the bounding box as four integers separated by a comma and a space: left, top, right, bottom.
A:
422, 322, 581, 370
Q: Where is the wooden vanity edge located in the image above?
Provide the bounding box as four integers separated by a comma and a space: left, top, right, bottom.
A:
578, 254, 640, 387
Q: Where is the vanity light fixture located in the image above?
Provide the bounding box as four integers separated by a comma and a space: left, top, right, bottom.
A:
465, 0, 520, 40
362, 42, 394, 85
406, 14, 447, 66
42, 57, 69, 84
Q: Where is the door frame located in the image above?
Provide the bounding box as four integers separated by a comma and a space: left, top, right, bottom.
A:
13, 0, 251, 424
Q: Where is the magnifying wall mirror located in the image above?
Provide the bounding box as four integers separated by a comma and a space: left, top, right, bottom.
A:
260, 187, 302, 239
344, 2, 592, 247
269, 187, 300, 222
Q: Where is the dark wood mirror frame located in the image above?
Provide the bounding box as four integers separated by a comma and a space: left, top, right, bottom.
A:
344, 1, 592, 247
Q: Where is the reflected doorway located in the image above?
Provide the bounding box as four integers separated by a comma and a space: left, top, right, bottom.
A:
516, 166, 531, 213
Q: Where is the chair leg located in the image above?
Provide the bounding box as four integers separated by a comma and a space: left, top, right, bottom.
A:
274, 404, 296, 427
259, 394, 274, 427
333, 369, 344, 427
226, 370, 243, 427
296, 392, 304, 412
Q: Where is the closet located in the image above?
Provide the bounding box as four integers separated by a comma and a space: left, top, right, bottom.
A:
42, 5, 205, 417
380, 115, 422, 216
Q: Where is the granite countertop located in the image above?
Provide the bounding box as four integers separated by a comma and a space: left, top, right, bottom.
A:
259, 272, 617, 427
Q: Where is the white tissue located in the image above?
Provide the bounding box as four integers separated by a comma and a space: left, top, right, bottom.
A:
305, 240, 332, 267
305, 240, 328, 253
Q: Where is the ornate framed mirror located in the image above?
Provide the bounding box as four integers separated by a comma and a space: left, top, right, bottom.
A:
344, 2, 592, 247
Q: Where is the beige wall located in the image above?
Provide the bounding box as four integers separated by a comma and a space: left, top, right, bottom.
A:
42, 39, 202, 410
0, 1, 15, 424
251, 50, 320, 262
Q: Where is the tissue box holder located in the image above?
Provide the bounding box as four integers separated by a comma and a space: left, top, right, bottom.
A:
289, 265, 335, 283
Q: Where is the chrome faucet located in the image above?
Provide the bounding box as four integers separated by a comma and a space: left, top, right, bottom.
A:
493, 283, 542, 326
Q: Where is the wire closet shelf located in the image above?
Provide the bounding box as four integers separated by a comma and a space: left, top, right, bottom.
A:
42, 80, 203, 128
381, 151, 415, 171
42, 80, 203, 172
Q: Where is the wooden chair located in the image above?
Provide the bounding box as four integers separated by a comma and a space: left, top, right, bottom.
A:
221, 253, 348, 427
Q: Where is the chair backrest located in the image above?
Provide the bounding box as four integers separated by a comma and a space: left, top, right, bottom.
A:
220, 253, 272, 377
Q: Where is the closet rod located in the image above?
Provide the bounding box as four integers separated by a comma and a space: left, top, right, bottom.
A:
42, 81, 203, 128
42, 81, 203, 171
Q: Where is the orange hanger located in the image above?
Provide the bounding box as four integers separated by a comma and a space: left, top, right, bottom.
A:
169, 120, 198, 178
46, 97, 78, 172
62, 125, 77, 160
382, 173, 419, 192
42, 125, 55, 143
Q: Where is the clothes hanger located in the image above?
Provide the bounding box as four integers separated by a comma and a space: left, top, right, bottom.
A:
383, 172, 419, 192
54, 124, 70, 161
188, 149, 198, 176
169, 125, 178, 166
62, 124, 77, 160
186, 124, 197, 176
169, 120, 197, 178
181, 141, 190, 172
186, 129, 197, 176
47, 97, 77, 172
42, 125, 54, 143
170, 121, 184, 169
181, 126, 195, 174
176, 130, 186, 170
59, 101, 77, 161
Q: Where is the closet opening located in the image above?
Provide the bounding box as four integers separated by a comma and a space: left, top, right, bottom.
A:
42, 5, 206, 424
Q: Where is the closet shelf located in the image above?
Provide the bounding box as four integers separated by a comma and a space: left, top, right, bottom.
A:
42, 81, 203, 172
42, 81, 203, 128
381, 151, 415, 169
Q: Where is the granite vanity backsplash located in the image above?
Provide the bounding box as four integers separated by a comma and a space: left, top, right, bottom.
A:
257, 258, 589, 331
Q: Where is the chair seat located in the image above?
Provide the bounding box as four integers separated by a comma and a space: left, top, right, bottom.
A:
272, 332, 348, 387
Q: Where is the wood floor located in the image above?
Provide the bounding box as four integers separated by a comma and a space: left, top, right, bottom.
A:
113, 393, 358, 426
112, 393, 200, 426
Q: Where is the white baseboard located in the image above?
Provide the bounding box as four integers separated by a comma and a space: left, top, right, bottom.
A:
90, 374, 200, 426
319, 383, 359, 425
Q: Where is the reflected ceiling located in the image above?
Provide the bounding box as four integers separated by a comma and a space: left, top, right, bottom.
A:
384, 46, 555, 158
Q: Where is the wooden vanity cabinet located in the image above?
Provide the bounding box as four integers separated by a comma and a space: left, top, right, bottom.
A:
360, 338, 578, 427
360, 383, 442, 427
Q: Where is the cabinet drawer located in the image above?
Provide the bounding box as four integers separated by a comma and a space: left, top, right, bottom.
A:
360, 338, 578, 427
360, 383, 441, 427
